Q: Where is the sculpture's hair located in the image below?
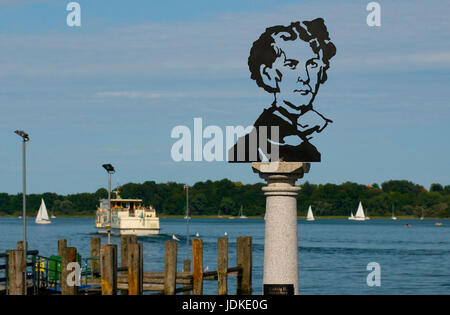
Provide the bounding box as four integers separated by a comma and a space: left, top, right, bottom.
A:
248, 18, 336, 93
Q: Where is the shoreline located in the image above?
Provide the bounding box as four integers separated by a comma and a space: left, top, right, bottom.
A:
1, 215, 447, 220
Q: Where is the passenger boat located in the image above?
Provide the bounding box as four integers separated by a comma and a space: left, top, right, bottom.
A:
95, 186, 160, 236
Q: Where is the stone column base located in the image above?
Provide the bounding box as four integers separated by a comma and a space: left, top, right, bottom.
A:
252, 162, 310, 295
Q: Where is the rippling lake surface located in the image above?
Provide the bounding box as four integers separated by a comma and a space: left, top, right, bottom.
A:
1, 217, 449, 294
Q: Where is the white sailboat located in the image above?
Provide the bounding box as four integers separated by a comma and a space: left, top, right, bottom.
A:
36, 198, 51, 224
239, 205, 248, 219
306, 205, 315, 221
353, 201, 366, 221
348, 212, 355, 220
391, 206, 397, 220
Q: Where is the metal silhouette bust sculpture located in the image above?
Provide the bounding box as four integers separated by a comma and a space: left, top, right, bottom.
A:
228, 18, 336, 162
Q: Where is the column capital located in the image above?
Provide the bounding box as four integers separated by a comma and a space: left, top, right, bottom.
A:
252, 162, 310, 188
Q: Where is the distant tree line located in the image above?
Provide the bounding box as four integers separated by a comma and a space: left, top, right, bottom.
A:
0, 180, 449, 218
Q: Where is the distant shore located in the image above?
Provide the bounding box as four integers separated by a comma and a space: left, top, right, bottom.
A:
1, 214, 447, 220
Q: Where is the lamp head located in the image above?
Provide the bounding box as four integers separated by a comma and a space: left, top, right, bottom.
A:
102, 164, 115, 173
14, 130, 29, 141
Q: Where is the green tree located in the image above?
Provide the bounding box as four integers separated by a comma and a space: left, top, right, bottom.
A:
430, 183, 444, 192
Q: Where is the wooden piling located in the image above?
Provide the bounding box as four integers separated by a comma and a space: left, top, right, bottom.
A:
128, 242, 143, 295
164, 241, 178, 295
120, 235, 129, 268
217, 237, 228, 295
192, 238, 203, 295
128, 235, 138, 246
17, 241, 24, 251
7, 250, 25, 295
183, 259, 191, 295
90, 237, 101, 276
120, 235, 130, 295
236, 236, 252, 295
61, 247, 78, 295
58, 239, 67, 257
16, 241, 26, 268
100, 244, 117, 295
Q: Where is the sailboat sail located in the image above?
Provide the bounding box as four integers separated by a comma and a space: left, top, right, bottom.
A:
354, 201, 366, 221
392, 205, 397, 220
306, 206, 315, 221
239, 205, 247, 219
36, 199, 51, 224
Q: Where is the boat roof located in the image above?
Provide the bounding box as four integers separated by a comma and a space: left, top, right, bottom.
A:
111, 198, 142, 202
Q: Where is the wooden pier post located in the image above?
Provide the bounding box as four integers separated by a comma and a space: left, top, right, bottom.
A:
120, 235, 130, 295
164, 241, 178, 295
192, 238, 203, 295
17, 241, 24, 251
183, 259, 191, 295
58, 239, 67, 257
237, 236, 252, 295
128, 242, 143, 295
120, 235, 129, 268
100, 244, 118, 295
128, 235, 138, 246
217, 237, 228, 295
7, 250, 25, 295
90, 237, 101, 276
61, 247, 78, 295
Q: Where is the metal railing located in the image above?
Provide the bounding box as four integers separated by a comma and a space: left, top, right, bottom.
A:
0, 250, 39, 295
33, 255, 101, 293
1, 251, 100, 295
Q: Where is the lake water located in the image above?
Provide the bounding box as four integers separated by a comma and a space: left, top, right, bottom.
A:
1, 217, 449, 294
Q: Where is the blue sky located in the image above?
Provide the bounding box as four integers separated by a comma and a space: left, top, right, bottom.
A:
1, 0, 449, 194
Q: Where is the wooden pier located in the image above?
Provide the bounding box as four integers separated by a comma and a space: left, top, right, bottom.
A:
1, 235, 252, 295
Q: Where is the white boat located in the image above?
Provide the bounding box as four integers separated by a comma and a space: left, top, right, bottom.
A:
306, 205, 315, 221
239, 205, 248, 219
96, 186, 160, 236
36, 198, 51, 224
353, 201, 367, 221
348, 212, 355, 220
392, 206, 397, 220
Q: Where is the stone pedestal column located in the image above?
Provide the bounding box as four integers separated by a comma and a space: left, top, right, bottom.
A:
252, 162, 310, 295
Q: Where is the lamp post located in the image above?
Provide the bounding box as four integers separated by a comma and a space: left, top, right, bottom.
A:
184, 184, 190, 260
14, 130, 29, 295
102, 164, 115, 244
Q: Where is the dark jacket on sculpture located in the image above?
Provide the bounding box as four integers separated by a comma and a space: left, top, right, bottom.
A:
228, 106, 321, 163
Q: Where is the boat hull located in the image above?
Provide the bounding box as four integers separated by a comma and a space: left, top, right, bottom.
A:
36, 220, 51, 224
113, 228, 160, 236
